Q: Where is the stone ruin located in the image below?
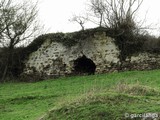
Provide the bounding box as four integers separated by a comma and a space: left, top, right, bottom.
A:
23, 31, 120, 78
22, 29, 160, 79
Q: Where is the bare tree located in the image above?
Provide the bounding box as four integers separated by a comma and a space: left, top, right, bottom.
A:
0, 0, 40, 81
88, 0, 143, 30
89, 0, 105, 27
69, 14, 88, 31
0, 0, 40, 48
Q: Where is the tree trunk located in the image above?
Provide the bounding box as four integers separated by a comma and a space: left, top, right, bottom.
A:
1, 48, 13, 82
99, 14, 103, 27
1, 63, 8, 82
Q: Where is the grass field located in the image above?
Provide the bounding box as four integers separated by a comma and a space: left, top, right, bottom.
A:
0, 70, 160, 120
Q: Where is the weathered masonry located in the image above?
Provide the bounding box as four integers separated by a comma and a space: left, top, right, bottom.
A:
23, 29, 160, 79
23, 31, 120, 77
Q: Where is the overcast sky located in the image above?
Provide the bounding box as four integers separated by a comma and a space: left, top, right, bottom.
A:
38, 0, 160, 36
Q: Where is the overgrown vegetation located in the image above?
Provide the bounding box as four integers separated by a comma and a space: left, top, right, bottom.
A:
0, 70, 160, 120
0, 47, 25, 81
26, 27, 110, 53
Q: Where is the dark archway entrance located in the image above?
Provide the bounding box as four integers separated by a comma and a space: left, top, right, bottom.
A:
74, 55, 96, 75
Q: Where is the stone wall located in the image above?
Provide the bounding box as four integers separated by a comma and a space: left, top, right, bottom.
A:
23, 31, 120, 78
129, 53, 160, 70
23, 30, 160, 80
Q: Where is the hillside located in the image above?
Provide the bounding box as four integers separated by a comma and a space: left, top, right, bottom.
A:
0, 70, 160, 120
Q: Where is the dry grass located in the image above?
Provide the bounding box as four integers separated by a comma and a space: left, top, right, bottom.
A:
112, 81, 160, 96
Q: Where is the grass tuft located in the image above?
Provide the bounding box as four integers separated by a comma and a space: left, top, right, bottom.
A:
112, 81, 160, 96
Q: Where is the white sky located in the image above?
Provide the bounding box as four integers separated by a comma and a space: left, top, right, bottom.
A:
38, 0, 160, 36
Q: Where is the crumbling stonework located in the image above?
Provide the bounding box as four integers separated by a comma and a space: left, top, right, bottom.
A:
23, 29, 160, 80
117, 52, 160, 71
23, 31, 120, 77
129, 53, 160, 70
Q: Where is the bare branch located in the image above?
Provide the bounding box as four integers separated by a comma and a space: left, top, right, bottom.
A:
69, 14, 88, 30
0, 0, 41, 48
88, 0, 144, 31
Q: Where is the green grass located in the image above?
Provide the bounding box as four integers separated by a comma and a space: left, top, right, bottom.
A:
0, 70, 160, 120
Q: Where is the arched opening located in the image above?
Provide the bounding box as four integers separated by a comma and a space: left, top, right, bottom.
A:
74, 55, 96, 75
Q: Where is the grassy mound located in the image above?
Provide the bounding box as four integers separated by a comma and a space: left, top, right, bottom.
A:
43, 88, 160, 120
1, 70, 160, 120
44, 94, 146, 120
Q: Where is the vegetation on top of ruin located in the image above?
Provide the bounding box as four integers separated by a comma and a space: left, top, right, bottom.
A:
24, 26, 160, 61
25, 27, 110, 54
